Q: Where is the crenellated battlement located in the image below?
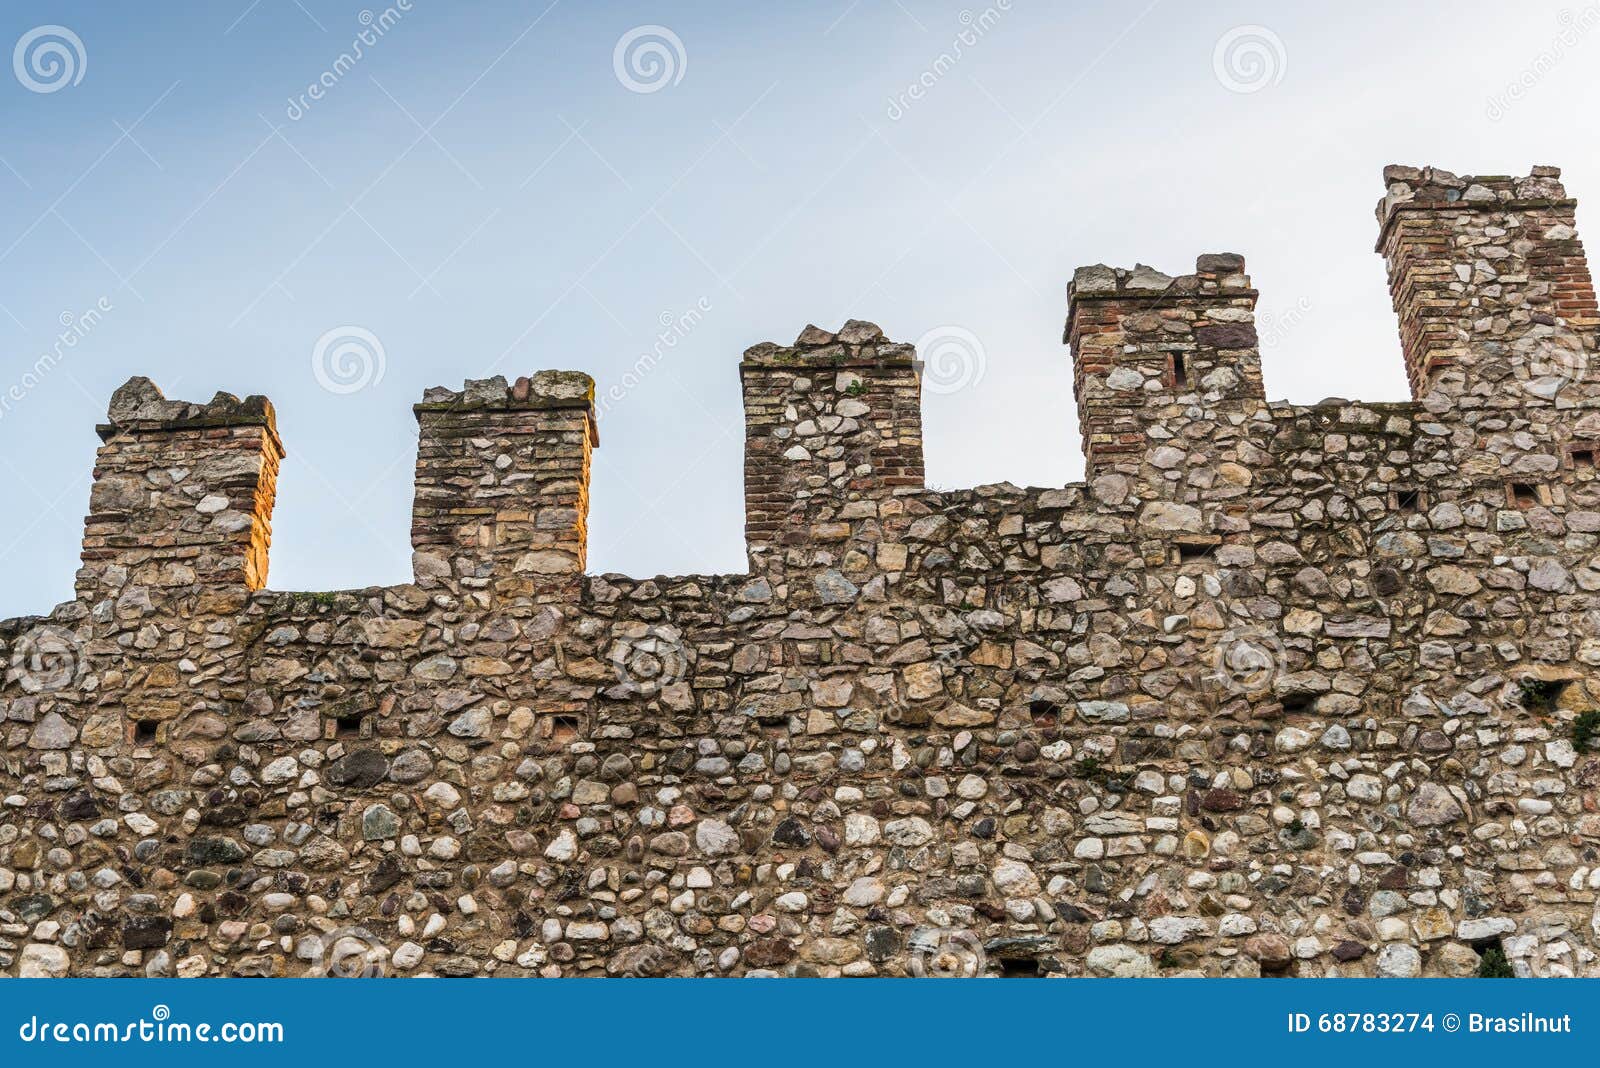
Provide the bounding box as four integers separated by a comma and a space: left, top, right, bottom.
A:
5, 162, 1600, 980
51, 160, 1600, 605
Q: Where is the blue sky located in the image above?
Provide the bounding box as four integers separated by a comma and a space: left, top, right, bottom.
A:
1, 0, 1597, 613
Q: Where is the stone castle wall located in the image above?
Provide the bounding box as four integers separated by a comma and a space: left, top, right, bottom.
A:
3, 163, 1599, 978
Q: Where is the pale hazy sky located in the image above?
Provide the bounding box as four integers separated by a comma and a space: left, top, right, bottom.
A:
2, 0, 1598, 614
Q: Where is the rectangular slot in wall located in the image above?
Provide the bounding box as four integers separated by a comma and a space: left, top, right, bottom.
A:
1168, 352, 1189, 389
1518, 677, 1570, 714
1280, 692, 1316, 715
548, 714, 581, 745
998, 957, 1042, 978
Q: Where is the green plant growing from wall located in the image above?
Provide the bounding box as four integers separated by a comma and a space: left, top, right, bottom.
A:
1517, 676, 1565, 715
1573, 710, 1600, 752
1476, 946, 1515, 978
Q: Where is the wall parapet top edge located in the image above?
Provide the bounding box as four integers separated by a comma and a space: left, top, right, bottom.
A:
741, 319, 918, 373
1063, 255, 1256, 343
1373, 164, 1573, 249
412, 371, 599, 443
412, 371, 596, 412
100, 376, 280, 449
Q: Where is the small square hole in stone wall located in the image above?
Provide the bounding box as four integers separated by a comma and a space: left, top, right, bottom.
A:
1509, 482, 1541, 508
1517, 678, 1570, 714
1029, 699, 1062, 728
132, 720, 158, 745
1571, 447, 1597, 470
1168, 352, 1189, 389
1279, 692, 1316, 715
1176, 542, 1212, 564
1393, 488, 1421, 513
998, 957, 1042, 977
333, 712, 366, 739
548, 714, 581, 745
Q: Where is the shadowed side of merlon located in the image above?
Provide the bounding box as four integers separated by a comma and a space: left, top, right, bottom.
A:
2, 163, 1599, 979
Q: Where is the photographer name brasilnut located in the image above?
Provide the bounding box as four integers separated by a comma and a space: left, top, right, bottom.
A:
1466, 1013, 1573, 1034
